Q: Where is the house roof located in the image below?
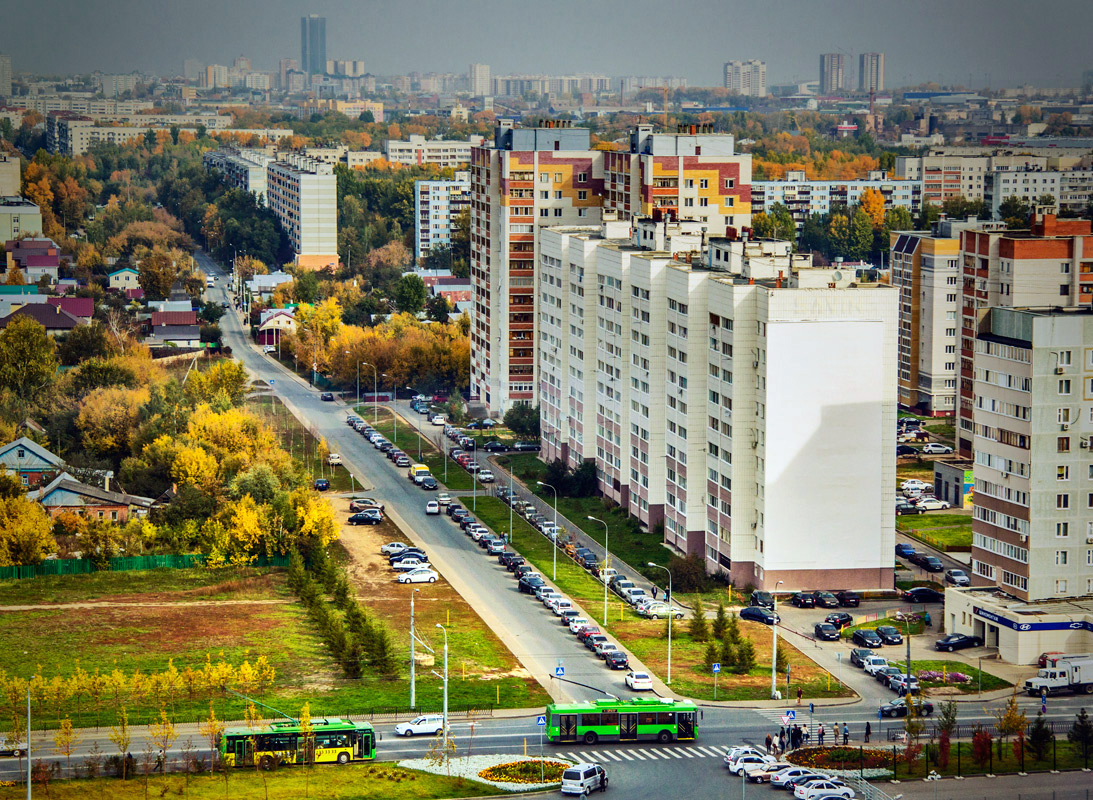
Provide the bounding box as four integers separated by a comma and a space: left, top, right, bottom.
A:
0, 436, 65, 469
125, 288, 145, 299
109, 268, 139, 276
47, 296, 94, 319
149, 324, 200, 339
150, 310, 197, 326
0, 304, 83, 330
28, 472, 154, 508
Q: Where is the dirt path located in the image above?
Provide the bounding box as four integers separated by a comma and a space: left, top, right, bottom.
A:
0, 599, 288, 612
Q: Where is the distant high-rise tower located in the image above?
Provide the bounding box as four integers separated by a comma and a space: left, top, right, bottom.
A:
859, 52, 885, 92
300, 15, 327, 77
819, 53, 845, 94
469, 63, 491, 96
722, 60, 766, 97
0, 54, 12, 98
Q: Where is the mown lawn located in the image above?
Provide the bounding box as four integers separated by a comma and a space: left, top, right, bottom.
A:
910, 659, 1010, 693
896, 514, 972, 551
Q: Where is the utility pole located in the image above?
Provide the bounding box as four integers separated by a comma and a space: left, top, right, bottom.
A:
771, 580, 784, 699
410, 589, 421, 708
588, 516, 609, 626
538, 481, 558, 580
434, 624, 449, 755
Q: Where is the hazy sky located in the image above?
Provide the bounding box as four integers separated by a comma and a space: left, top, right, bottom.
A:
3, 0, 1091, 88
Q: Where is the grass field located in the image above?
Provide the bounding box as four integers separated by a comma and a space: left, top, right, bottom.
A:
247, 394, 354, 491
355, 407, 474, 492
0, 763, 504, 800
0, 567, 275, 606
896, 459, 938, 480
843, 614, 925, 638
471, 496, 853, 702
910, 659, 1011, 693
896, 514, 973, 551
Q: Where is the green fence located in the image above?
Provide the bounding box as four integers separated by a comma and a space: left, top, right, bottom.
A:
0, 553, 291, 581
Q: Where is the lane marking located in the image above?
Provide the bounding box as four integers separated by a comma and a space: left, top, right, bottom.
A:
629, 749, 647, 760
616, 750, 634, 761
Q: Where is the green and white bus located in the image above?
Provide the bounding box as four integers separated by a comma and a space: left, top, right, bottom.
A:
545, 697, 698, 745
220, 718, 377, 769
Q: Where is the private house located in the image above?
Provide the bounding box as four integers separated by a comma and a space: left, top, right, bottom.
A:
0, 436, 65, 488
145, 324, 201, 347
28, 472, 153, 522
108, 267, 139, 290
0, 303, 83, 336
46, 296, 94, 323
257, 309, 296, 346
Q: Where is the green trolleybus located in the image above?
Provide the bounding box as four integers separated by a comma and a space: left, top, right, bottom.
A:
545, 696, 698, 745
220, 718, 377, 769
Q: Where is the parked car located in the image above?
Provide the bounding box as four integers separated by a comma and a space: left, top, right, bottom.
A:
876, 666, 903, 687
935, 633, 983, 652
437, 493, 452, 506
482, 440, 509, 453
518, 575, 545, 594
814, 623, 840, 641
348, 511, 382, 525
904, 576, 943, 606
398, 568, 438, 584
604, 650, 629, 670
853, 629, 885, 648
485, 539, 506, 555
477, 470, 496, 483
430, 415, 445, 426
916, 497, 951, 511
814, 591, 839, 609
895, 542, 917, 558
795, 780, 853, 799
862, 656, 889, 676
593, 641, 619, 659
750, 590, 775, 609
896, 444, 919, 457
921, 443, 954, 455
350, 498, 385, 512
511, 441, 540, 452
638, 601, 684, 620
740, 606, 779, 625
835, 591, 860, 608
381, 542, 409, 555
875, 625, 903, 645
425, 500, 440, 515
727, 753, 777, 776
584, 634, 608, 652
313, 478, 330, 491
625, 670, 653, 691
391, 558, 428, 572
849, 648, 873, 668
420, 477, 438, 490
901, 478, 929, 492
881, 697, 933, 717
825, 612, 853, 629
895, 500, 925, 515
920, 556, 945, 573
791, 592, 816, 608
394, 714, 446, 736
320, 392, 335, 402
945, 568, 970, 586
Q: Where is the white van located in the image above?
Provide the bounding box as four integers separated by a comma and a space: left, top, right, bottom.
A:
561, 763, 607, 795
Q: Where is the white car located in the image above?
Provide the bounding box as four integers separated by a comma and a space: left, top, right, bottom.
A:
394, 714, 446, 737
541, 591, 561, 607
437, 493, 452, 506
728, 754, 776, 775
745, 762, 795, 783
430, 415, 445, 425
916, 497, 951, 511
477, 469, 496, 483
795, 780, 854, 799
624, 671, 653, 691
593, 641, 618, 658
425, 500, 440, 515
398, 568, 438, 584
262, 344, 276, 353
863, 656, 890, 676
568, 617, 590, 634
900, 478, 929, 492
381, 542, 409, 555
392, 558, 427, 572
770, 768, 826, 788
723, 746, 766, 768
921, 443, 953, 455
552, 599, 574, 616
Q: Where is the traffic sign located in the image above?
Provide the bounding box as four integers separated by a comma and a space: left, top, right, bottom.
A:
554, 666, 565, 677
810, 702, 815, 714
269, 379, 275, 385
712, 663, 721, 674
783, 709, 795, 721
536, 715, 547, 726
780, 715, 794, 726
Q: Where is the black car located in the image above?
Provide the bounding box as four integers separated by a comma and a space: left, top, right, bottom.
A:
389, 549, 426, 563
896, 501, 925, 515
506, 557, 527, 572
876, 666, 903, 686
604, 650, 629, 670
880, 698, 934, 718
852, 628, 884, 648
814, 591, 839, 608
835, 591, 860, 608
446, 503, 464, 517
825, 612, 853, 629
511, 441, 540, 452
482, 440, 509, 452
849, 648, 873, 667
518, 575, 545, 594
814, 623, 840, 641
750, 590, 775, 609
420, 477, 438, 490
348, 511, 382, 525
935, 633, 983, 652
498, 552, 519, 567
513, 565, 534, 579
920, 556, 944, 573
896, 444, 919, 457
320, 392, 335, 401
875, 625, 903, 644
904, 587, 945, 603
791, 592, 816, 608
740, 606, 779, 625
313, 478, 330, 491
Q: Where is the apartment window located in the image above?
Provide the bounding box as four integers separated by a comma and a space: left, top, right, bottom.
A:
684, 179, 693, 188
578, 191, 587, 200
1056, 522, 1069, 538
946, 328, 956, 337
554, 190, 563, 199
1058, 466, 1070, 481
1058, 437, 1071, 453
554, 208, 562, 217
699, 197, 709, 207
946, 293, 957, 302
1060, 284, 1071, 296
724, 178, 735, 189
578, 172, 587, 182
944, 362, 955, 371
540, 208, 549, 217
1060, 262, 1071, 274
1058, 408, 1072, 424
1055, 579, 1068, 594
1059, 379, 1072, 395
554, 172, 562, 183
700, 179, 709, 189
539, 190, 549, 199
1059, 350, 1072, 366
540, 172, 549, 183
684, 198, 694, 207
1057, 550, 1069, 566
1057, 493, 1070, 509
578, 208, 587, 217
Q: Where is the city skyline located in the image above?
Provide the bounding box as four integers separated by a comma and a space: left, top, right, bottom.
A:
2, 0, 1091, 89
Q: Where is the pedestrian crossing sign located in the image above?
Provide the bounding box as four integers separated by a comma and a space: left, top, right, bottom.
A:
783, 709, 795, 720
536, 715, 547, 726
555, 666, 565, 677
712, 663, 721, 673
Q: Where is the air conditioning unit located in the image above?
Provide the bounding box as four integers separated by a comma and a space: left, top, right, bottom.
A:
751, 522, 758, 529
1081, 438, 1090, 449
1054, 367, 1064, 375
1061, 423, 1070, 431
1087, 534, 1093, 544
753, 361, 760, 368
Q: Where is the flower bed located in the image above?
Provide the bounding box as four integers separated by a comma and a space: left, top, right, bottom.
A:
919, 669, 970, 684
399, 754, 572, 792
785, 746, 893, 778
479, 760, 570, 784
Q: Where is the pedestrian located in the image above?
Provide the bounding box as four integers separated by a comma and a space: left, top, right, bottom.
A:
778, 729, 786, 754
765, 733, 773, 754
843, 723, 849, 746
796, 686, 803, 706
818, 723, 825, 746
155, 749, 164, 772
865, 721, 871, 743
652, 585, 658, 600
664, 589, 670, 603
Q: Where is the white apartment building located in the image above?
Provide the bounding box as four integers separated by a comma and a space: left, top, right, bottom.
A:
985, 169, 1093, 219
265, 153, 338, 269
385, 135, 483, 168
47, 113, 226, 156
753, 170, 921, 231
98, 74, 140, 97
469, 63, 491, 96
539, 218, 899, 589
201, 147, 274, 199
858, 53, 885, 92
414, 174, 471, 263
723, 60, 766, 97
895, 154, 1050, 204
0, 154, 18, 197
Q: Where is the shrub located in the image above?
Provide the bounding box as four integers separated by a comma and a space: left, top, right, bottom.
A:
971, 727, 993, 767
478, 760, 568, 784
688, 598, 708, 642
711, 601, 729, 640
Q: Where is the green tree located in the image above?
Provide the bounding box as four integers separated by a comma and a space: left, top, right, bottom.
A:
735, 637, 756, 672
0, 315, 57, 407
751, 204, 796, 242
725, 611, 741, 644
999, 195, 1031, 228
57, 321, 117, 367
850, 208, 874, 261
883, 207, 913, 232
703, 641, 719, 672
718, 638, 736, 671
392, 273, 428, 314
688, 598, 708, 642
503, 403, 540, 437
1028, 711, 1053, 762
136, 249, 177, 300
1068, 707, 1093, 756
916, 201, 941, 231
993, 688, 1028, 756
425, 293, 450, 323
711, 601, 729, 640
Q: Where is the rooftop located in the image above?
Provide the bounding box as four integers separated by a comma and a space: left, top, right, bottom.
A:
958, 586, 1093, 618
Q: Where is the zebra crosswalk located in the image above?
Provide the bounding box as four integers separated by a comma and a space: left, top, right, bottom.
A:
555, 745, 725, 764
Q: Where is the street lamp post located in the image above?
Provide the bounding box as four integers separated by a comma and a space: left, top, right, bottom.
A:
537, 481, 559, 580
647, 563, 673, 684
406, 387, 421, 461
410, 588, 421, 708
435, 624, 449, 754
362, 362, 378, 423
587, 516, 609, 626
771, 580, 784, 699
